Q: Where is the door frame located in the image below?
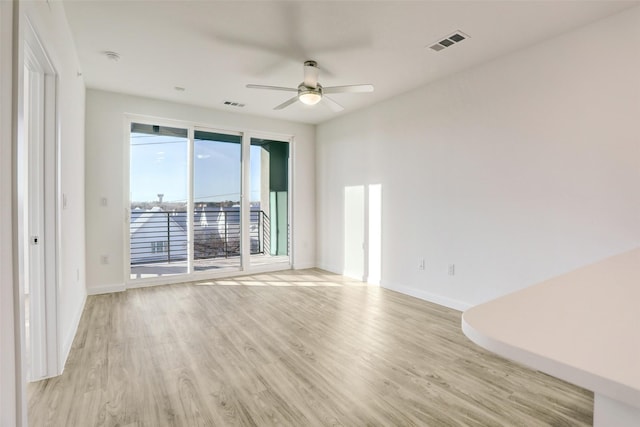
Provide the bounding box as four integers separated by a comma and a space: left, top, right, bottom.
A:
246, 132, 294, 266
124, 114, 294, 288
18, 17, 60, 381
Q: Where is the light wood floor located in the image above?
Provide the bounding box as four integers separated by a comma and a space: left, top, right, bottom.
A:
28, 269, 593, 426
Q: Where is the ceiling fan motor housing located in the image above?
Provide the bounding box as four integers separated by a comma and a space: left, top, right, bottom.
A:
298, 82, 322, 95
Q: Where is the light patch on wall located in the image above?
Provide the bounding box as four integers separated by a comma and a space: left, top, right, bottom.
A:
343, 184, 383, 284
344, 186, 365, 280
368, 184, 382, 285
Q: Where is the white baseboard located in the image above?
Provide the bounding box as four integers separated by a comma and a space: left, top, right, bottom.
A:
315, 263, 341, 274
301, 265, 470, 311
59, 291, 86, 374
87, 282, 126, 295
244, 262, 292, 275
383, 282, 471, 312
292, 261, 316, 270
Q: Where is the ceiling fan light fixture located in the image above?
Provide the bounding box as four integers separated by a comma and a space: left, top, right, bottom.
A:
246, 61, 372, 111
298, 88, 322, 105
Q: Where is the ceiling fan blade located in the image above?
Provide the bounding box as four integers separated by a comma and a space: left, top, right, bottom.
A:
323, 96, 344, 112
246, 84, 297, 92
323, 84, 374, 94
274, 96, 299, 110
303, 61, 319, 88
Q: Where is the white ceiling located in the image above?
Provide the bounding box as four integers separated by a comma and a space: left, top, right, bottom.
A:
62, 0, 639, 125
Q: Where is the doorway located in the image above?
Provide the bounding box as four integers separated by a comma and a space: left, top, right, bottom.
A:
249, 137, 290, 266
18, 20, 60, 381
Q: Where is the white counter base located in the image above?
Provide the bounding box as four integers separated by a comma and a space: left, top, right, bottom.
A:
462, 248, 640, 426
595, 394, 640, 427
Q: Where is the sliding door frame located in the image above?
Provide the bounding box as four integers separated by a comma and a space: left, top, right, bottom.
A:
246, 131, 294, 267
123, 114, 293, 288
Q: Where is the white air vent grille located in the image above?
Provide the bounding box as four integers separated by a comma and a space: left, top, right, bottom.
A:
429, 31, 469, 52
223, 101, 246, 108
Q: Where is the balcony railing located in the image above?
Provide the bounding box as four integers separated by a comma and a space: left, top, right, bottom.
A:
130, 208, 271, 265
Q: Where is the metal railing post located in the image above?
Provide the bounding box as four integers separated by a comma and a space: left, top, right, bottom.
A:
224, 212, 228, 258
257, 211, 261, 254
167, 212, 171, 263
261, 210, 271, 256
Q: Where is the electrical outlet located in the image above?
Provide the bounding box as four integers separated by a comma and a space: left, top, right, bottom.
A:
100, 255, 109, 265
448, 264, 455, 276
419, 259, 425, 270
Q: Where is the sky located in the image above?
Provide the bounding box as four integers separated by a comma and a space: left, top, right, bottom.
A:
130, 132, 263, 204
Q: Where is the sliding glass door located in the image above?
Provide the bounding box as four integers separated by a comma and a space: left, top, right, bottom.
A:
128, 121, 290, 281
129, 124, 188, 278
193, 130, 241, 271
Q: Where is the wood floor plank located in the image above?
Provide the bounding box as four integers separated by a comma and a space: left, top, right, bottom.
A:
28, 269, 593, 426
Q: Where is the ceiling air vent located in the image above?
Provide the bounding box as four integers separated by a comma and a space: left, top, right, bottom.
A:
223, 101, 245, 108
429, 31, 469, 52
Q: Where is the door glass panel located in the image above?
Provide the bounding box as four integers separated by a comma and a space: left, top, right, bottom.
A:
250, 138, 289, 266
129, 123, 188, 278
193, 130, 242, 271
129, 124, 291, 282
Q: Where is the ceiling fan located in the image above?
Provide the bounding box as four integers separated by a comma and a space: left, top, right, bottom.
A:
246, 60, 374, 112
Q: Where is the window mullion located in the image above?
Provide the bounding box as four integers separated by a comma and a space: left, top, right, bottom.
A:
241, 133, 251, 271
187, 127, 194, 274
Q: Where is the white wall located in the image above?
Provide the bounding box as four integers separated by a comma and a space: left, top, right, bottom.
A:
85, 89, 316, 294
316, 6, 640, 310
20, 0, 87, 370
2, 0, 87, 424
1, 2, 20, 425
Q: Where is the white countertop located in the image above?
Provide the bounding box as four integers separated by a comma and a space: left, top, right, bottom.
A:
462, 248, 640, 409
